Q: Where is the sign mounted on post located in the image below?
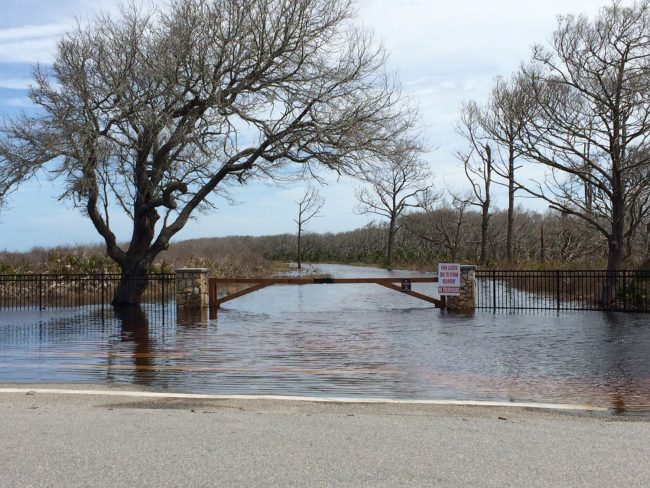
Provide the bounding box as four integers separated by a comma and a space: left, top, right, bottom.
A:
401, 279, 412, 293
438, 263, 461, 296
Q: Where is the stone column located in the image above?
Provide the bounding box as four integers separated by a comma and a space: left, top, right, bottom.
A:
445, 265, 477, 313
175, 268, 210, 311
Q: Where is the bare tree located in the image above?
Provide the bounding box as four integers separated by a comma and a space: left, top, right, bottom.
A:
0, 155, 32, 213
456, 101, 492, 265
407, 196, 471, 263
0, 0, 418, 304
355, 149, 434, 268
294, 185, 325, 269
481, 74, 531, 264
514, 1, 650, 301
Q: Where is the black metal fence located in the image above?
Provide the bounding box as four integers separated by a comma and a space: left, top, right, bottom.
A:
476, 269, 650, 312
0, 273, 175, 311
3, 269, 650, 313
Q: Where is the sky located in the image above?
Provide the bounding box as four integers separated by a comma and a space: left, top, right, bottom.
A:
0, 0, 606, 251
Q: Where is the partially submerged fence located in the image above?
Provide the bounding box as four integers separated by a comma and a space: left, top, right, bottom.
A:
1, 269, 649, 313
0, 273, 175, 311
476, 269, 650, 312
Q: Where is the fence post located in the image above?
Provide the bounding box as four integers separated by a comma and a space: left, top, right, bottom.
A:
556, 270, 561, 312
38, 274, 43, 310
161, 274, 166, 306
101, 272, 106, 313
492, 269, 496, 311
622, 270, 627, 312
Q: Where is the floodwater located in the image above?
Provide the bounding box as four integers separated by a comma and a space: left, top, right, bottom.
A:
1, 264, 649, 415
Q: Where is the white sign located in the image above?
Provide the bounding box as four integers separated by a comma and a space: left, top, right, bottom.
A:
438, 263, 461, 296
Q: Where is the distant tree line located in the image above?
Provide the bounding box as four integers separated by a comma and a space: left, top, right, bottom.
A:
3, 200, 648, 275
243, 206, 627, 269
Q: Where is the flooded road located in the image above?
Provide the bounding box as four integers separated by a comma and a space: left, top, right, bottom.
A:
1, 264, 649, 415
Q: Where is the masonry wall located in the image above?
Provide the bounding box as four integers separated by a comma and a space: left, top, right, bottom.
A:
175, 268, 210, 311
445, 265, 476, 312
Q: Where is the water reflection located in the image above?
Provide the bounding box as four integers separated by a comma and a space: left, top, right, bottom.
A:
114, 306, 153, 384
0, 264, 649, 415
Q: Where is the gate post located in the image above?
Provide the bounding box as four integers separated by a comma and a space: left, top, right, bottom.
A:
175, 268, 210, 311
446, 265, 477, 313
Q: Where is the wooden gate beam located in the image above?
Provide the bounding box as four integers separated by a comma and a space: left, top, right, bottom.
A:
212, 277, 438, 285
212, 283, 271, 308
208, 276, 442, 311
377, 283, 444, 308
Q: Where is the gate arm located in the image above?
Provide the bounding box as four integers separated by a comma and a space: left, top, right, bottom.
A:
213, 283, 271, 308
377, 283, 444, 308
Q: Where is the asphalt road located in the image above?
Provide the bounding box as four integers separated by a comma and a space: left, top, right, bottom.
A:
0, 386, 649, 487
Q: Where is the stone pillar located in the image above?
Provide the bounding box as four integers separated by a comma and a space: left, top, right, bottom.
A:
175, 268, 210, 311
445, 265, 477, 313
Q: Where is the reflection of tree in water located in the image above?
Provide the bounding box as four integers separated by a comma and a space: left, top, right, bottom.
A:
114, 305, 154, 386
601, 313, 650, 415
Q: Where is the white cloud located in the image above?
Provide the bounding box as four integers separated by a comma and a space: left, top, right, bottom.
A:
0, 77, 32, 90
0, 22, 72, 63
2, 97, 34, 107
0, 23, 67, 42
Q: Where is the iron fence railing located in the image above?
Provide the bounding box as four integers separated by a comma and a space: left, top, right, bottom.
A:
475, 269, 650, 312
0, 273, 175, 311
3, 269, 649, 313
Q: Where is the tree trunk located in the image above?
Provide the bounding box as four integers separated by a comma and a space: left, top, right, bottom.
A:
601, 186, 625, 307
480, 203, 489, 265
386, 216, 396, 269
111, 202, 162, 306
601, 236, 623, 307
506, 148, 515, 264
297, 226, 302, 270
112, 257, 152, 306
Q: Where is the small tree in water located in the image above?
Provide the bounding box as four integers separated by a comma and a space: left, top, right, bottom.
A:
0, 0, 417, 305
294, 186, 325, 270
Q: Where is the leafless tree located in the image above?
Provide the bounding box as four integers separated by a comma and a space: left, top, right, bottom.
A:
355, 149, 434, 268
407, 196, 472, 263
294, 185, 325, 269
0, 154, 32, 213
481, 74, 531, 263
0, 0, 418, 304
456, 101, 492, 265
514, 1, 650, 286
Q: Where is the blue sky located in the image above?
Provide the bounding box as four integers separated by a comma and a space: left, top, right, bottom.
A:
0, 0, 604, 251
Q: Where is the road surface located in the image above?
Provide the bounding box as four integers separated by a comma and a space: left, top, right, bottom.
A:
0, 385, 648, 487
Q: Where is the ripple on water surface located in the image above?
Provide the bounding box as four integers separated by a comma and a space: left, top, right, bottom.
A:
1, 264, 649, 415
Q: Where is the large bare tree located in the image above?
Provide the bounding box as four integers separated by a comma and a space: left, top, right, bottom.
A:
456, 101, 493, 266
514, 1, 650, 300
355, 149, 434, 268
294, 185, 324, 269
0, 0, 417, 304
481, 74, 531, 264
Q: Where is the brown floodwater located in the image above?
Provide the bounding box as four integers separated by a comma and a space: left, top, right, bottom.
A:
1, 264, 649, 415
